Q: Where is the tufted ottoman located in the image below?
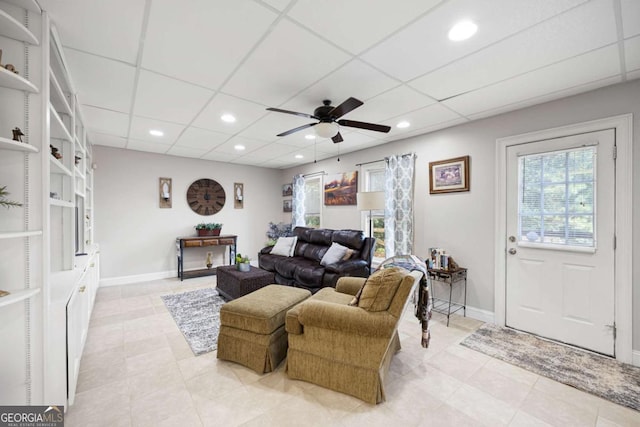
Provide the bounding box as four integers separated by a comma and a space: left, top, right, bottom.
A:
217, 285, 311, 374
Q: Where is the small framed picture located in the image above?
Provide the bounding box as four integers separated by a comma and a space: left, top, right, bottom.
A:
429, 156, 470, 194
282, 183, 293, 197
283, 199, 292, 212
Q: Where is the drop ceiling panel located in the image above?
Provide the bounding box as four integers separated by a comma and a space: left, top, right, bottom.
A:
142, 0, 277, 89
410, 0, 617, 100
288, 0, 443, 54
238, 112, 309, 142
127, 138, 171, 154
192, 93, 268, 134
133, 70, 213, 124
173, 127, 230, 150
201, 151, 240, 162
81, 106, 130, 137
262, 0, 292, 12
129, 116, 184, 144
621, 0, 640, 38
351, 86, 437, 123
361, 0, 588, 81
246, 142, 301, 160
444, 45, 620, 117
64, 49, 136, 113
625, 36, 640, 71
39, 0, 145, 63
222, 19, 351, 106
382, 104, 463, 137
211, 136, 270, 155
88, 132, 126, 149
166, 146, 208, 159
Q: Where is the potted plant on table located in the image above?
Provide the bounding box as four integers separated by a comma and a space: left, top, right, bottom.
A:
195, 222, 223, 237
235, 254, 251, 272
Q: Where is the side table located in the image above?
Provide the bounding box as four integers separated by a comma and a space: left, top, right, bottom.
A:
427, 267, 467, 326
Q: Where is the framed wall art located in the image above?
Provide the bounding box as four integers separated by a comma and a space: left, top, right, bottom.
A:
282, 183, 293, 197
324, 171, 358, 205
283, 199, 292, 212
429, 156, 470, 194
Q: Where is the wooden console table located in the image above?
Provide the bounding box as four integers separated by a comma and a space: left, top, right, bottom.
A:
427, 267, 467, 327
176, 235, 237, 281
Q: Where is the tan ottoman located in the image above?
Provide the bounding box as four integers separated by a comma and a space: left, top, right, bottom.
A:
217, 284, 311, 374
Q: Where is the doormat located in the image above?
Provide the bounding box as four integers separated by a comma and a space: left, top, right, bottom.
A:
161, 288, 225, 356
460, 323, 640, 411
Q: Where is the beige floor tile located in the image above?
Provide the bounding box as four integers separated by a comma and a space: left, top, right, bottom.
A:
447, 383, 518, 425
405, 364, 464, 402
95, 286, 122, 301
520, 388, 598, 427
126, 347, 176, 374
123, 323, 166, 343
533, 376, 603, 415
166, 331, 195, 361
119, 295, 154, 312
66, 380, 131, 426
127, 361, 184, 400
83, 327, 124, 354
483, 357, 540, 387
417, 403, 485, 427
79, 345, 125, 373
596, 417, 625, 427
466, 366, 535, 408
124, 334, 170, 358
509, 410, 554, 426
185, 366, 246, 400
426, 345, 487, 382
239, 392, 340, 427
76, 357, 128, 393
597, 400, 640, 426
178, 352, 221, 381
130, 384, 196, 427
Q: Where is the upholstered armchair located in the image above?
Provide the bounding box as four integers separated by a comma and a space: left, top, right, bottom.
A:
285, 267, 421, 404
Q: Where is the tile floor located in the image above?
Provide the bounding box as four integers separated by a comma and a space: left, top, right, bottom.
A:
66, 277, 640, 426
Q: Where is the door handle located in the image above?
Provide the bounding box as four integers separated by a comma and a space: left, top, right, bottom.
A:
508, 248, 517, 255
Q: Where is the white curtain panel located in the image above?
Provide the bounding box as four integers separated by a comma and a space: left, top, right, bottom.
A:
291, 174, 306, 227
384, 153, 416, 257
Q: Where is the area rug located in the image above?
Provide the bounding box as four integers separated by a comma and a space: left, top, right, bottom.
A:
460, 323, 640, 411
161, 288, 225, 356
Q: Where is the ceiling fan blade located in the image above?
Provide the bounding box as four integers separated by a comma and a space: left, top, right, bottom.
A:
332, 132, 343, 143
338, 119, 391, 133
276, 122, 316, 137
266, 107, 318, 120
328, 97, 363, 119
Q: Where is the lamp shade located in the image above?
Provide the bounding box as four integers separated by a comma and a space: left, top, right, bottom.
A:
314, 121, 340, 138
357, 191, 385, 211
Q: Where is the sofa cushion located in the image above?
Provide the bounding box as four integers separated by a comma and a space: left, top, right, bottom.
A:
320, 243, 350, 267
271, 236, 297, 257
332, 229, 365, 250
357, 267, 407, 312
303, 243, 329, 262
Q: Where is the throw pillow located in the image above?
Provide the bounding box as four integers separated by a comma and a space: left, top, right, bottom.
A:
357, 266, 407, 312
320, 242, 349, 266
271, 236, 297, 257
342, 248, 354, 260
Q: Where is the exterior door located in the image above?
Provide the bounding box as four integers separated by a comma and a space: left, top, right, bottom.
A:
505, 129, 615, 356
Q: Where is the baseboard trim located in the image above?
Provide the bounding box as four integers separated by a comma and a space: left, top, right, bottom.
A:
633, 350, 640, 367
465, 305, 495, 324
99, 270, 176, 287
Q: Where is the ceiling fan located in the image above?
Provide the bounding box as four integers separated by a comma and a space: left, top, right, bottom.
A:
266, 97, 391, 143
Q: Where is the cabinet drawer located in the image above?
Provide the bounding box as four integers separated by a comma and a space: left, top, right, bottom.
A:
184, 240, 202, 247
218, 238, 235, 245
202, 239, 219, 246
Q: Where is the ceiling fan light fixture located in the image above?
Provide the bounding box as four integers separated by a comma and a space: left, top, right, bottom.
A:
448, 20, 478, 41
314, 121, 340, 138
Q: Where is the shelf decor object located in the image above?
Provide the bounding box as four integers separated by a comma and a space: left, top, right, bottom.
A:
234, 183, 243, 209
429, 155, 470, 194
159, 177, 172, 209
0, 185, 22, 208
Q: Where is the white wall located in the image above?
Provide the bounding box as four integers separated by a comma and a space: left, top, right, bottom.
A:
281, 79, 640, 349
94, 147, 282, 282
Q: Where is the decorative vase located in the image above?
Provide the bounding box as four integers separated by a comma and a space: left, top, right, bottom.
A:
237, 262, 250, 272
206, 252, 213, 269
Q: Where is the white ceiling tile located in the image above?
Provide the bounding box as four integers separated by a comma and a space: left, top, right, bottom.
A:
238, 112, 310, 142
127, 138, 171, 154
361, 0, 589, 81
39, 0, 145, 63
89, 132, 127, 149
81, 106, 130, 137
444, 45, 621, 117
382, 104, 462, 137
280, 60, 401, 113
351, 86, 436, 123
262, 0, 292, 12
621, 0, 640, 38
222, 19, 350, 106
201, 151, 240, 162
395, 117, 469, 139
625, 36, 640, 72
64, 49, 136, 113
134, 70, 213, 124
173, 127, 230, 150
231, 155, 276, 166
288, 0, 443, 54
129, 116, 185, 144
410, 0, 617, 100
246, 142, 300, 160
210, 136, 269, 155
165, 146, 208, 159
142, 0, 277, 89
192, 93, 268, 133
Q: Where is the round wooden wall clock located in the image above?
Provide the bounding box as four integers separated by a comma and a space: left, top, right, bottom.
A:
186, 178, 226, 216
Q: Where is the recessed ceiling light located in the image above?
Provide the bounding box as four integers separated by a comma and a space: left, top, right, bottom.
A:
396, 121, 410, 129
149, 129, 164, 137
305, 134, 316, 140
448, 20, 478, 41
234, 144, 245, 151
221, 114, 236, 123
295, 154, 304, 159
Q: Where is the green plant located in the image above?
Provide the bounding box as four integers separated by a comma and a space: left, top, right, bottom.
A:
235, 253, 250, 264
195, 222, 223, 230
0, 186, 22, 209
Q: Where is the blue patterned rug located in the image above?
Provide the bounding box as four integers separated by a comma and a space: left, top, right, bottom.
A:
461, 323, 640, 411
161, 288, 225, 356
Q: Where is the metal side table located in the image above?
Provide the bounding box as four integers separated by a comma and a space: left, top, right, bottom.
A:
427, 267, 467, 326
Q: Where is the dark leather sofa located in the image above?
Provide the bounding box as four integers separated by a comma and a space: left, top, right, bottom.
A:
258, 227, 374, 293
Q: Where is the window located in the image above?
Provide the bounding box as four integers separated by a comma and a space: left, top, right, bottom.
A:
518, 146, 596, 248
364, 165, 386, 260
304, 176, 321, 228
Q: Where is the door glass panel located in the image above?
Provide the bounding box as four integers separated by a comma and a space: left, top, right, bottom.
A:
518, 147, 596, 248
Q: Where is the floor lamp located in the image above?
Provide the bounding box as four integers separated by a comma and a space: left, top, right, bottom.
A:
356, 191, 385, 239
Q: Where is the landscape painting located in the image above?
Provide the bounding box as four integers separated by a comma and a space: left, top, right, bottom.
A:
324, 171, 358, 205
429, 156, 470, 194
